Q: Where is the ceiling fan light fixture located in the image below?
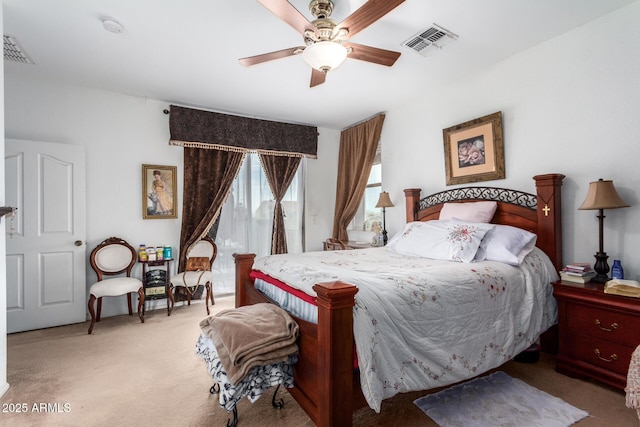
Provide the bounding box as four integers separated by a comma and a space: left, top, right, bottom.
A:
302, 41, 348, 72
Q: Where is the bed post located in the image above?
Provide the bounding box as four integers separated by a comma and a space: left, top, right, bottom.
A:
404, 188, 421, 222
533, 174, 565, 273
533, 174, 564, 355
313, 281, 358, 427
234, 253, 256, 307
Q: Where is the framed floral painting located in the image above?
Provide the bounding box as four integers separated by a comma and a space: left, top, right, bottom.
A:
142, 164, 177, 219
442, 111, 505, 186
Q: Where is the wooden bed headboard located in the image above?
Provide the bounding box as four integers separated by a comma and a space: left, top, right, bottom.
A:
403, 174, 565, 272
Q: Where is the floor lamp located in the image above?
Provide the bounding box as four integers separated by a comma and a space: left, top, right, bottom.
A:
578, 179, 629, 282
375, 191, 394, 246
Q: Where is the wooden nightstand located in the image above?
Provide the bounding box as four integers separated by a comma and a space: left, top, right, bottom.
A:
553, 280, 640, 390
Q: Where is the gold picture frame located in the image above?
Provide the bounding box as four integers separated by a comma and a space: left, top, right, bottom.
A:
142, 164, 177, 219
443, 111, 505, 186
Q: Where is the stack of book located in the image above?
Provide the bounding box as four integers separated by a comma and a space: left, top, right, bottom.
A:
559, 262, 596, 283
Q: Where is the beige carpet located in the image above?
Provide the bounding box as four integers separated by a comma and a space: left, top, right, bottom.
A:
1, 295, 637, 427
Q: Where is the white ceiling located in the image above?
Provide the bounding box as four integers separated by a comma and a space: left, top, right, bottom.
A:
3, 0, 636, 129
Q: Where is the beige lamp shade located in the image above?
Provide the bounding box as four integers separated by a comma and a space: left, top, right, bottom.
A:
578, 179, 629, 210
375, 191, 394, 208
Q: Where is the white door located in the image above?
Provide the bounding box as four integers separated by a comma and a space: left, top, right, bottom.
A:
5, 139, 87, 333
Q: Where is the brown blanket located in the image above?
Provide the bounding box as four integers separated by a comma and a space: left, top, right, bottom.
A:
200, 303, 299, 384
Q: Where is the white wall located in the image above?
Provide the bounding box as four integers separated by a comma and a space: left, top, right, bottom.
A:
5, 79, 183, 317
305, 128, 340, 252
381, 1, 640, 279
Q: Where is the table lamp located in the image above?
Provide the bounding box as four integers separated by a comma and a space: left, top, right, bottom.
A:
375, 191, 394, 245
578, 179, 629, 282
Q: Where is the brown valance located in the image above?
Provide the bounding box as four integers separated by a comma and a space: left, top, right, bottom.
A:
168, 105, 318, 158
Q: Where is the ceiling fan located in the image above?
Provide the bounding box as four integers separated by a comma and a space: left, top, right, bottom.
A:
239, 0, 405, 87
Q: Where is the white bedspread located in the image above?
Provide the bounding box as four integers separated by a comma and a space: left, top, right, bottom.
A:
253, 246, 558, 412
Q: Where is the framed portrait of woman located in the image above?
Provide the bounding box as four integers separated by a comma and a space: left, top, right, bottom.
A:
142, 164, 177, 219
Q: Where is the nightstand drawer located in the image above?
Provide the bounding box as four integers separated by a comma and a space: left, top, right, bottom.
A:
565, 302, 640, 347
565, 334, 634, 376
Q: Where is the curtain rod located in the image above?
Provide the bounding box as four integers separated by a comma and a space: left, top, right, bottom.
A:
342, 112, 386, 131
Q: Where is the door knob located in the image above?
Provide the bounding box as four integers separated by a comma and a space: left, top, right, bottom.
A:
75, 240, 83, 246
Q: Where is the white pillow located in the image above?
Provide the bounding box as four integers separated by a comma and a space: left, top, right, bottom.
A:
475, 224, 537, 265
439, 201, 498, 223
386, 220, 494, 263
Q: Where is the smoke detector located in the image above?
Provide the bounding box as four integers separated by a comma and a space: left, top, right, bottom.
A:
102, 17, 124, 34
402, 24, 458, 57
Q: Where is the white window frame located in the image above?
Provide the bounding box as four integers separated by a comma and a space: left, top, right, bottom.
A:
349, 142, 382, 233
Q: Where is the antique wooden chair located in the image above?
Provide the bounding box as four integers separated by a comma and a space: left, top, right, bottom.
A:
169, 236, 217, 315
87, 237, 144, 334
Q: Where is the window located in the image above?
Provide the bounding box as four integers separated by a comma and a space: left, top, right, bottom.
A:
349, 143, 382, 232
213, 153, 305, 293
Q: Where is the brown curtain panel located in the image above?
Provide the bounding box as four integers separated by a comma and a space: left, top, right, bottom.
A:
259, 154, 301, 255
178, 147, 245, 272
332, 114, 386, 242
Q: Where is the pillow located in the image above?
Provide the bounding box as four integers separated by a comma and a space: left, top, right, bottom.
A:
386, 221, 422, 247
439, 201, 498, 223
386, 220, 494, 263
475, 224, 537, 265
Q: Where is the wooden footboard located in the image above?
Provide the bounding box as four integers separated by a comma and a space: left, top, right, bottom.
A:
234, 253, 362, 427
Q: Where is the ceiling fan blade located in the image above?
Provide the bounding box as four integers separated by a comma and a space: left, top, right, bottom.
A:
344, 42, 401, 67
258, 0, 317, 37
239, 46, 305, 66
310, 68, 326, 87
336, 0, 405, 40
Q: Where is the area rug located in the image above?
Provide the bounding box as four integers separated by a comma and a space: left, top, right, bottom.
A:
414, 371, 589, 427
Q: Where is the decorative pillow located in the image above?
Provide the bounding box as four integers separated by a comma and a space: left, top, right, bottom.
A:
475, 224, 537, 265
439, 201, 498, 223
386, 222, 420, 247
386, 220, 494, 263
186, 256, 210, 271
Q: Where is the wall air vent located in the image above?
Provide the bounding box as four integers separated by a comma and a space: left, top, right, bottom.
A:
4, 35, 34, 64
402, 24, 458, 57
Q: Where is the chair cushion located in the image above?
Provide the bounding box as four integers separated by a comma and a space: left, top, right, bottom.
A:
90, 277, 143, 298
170, 271, 212, 288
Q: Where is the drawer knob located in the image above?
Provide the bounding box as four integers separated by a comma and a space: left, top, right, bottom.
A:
594, 319, 618, 332
594, 348, 618, 363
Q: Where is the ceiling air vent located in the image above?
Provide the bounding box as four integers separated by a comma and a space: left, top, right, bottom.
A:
402, 24, 458, 57
4, 35, 34, 64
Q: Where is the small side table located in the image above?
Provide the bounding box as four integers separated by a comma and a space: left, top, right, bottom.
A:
140, 258, 173, 315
